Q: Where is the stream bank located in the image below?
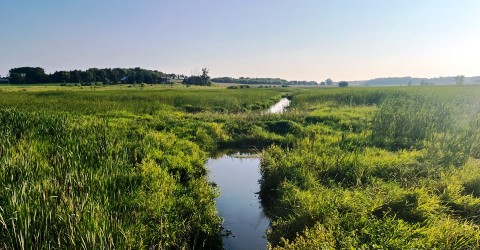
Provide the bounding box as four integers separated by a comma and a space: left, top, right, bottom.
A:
206, 98, 291, 249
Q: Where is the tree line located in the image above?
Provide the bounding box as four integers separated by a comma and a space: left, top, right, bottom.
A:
5, 67, 180, 84
212, 77, 288, 85
182, 68, 212, 86
4, 66, 351, 87
211, 76, 350, 87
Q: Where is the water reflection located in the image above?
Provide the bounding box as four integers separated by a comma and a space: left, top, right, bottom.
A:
207, 152, 269, 250
266, 98, 291, 114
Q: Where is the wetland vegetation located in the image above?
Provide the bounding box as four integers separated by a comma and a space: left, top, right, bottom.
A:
1, 84, 480, 249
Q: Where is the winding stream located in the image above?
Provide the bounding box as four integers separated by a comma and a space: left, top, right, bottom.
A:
207, 153, 268, 249
207, 98, 291, 249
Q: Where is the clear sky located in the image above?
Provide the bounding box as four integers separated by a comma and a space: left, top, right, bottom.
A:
1, 0, 479, 81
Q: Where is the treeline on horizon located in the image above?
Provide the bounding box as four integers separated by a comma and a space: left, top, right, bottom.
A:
211, 77, 320, 85
3, 67, 333, 86
362, 76, 480, 86
4, 67, 181, 84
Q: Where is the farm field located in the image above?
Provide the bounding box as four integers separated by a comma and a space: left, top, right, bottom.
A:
1, 85, 480, 249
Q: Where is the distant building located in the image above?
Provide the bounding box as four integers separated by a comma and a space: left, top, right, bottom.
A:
120, 76, 128, 83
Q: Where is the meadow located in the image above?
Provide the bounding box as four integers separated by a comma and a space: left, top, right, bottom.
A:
1, 84, 480, 249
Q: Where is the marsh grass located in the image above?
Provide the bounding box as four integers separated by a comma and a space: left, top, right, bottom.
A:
2, 85, 480, 249
0, 85, 300, 249
261, 86, 480, 249
0, 109, 225, 249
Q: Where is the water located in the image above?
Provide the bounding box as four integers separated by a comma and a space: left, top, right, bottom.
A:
266, 98, 291, 114
207, 152, 269, 250
206, 98, 290, 249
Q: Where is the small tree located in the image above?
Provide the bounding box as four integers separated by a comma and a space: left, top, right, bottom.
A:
455, 75, 465, 85
325, 78, 333, 85
338, 81, 348, 87
183, 67, 212, 86
200, 68, 211, 86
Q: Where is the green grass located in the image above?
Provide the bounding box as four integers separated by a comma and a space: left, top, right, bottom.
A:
0, 109, 223, 249
260, 85, 480, 249
0, 85, 293, 249
1, 84, 480, 249
0, 86, 289, 114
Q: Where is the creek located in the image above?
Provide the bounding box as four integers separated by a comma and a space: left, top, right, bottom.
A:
206, 98, 291, 249
265, 97, 291, 114
207, 152, 268, 249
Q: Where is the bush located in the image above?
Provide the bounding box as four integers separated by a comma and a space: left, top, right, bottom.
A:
338, 81, 348, 87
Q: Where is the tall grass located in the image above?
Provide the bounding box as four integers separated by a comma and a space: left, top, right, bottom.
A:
0, 86, 295, 249
260, 86, 480, 249
0, 87, 290, 114
2, 85, 480, 248
0, 109, 223, 249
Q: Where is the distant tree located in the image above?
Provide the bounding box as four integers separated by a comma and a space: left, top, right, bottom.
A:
92, 68, 106, 83
52, 71, 70, 83
325, 78, 333, 85
132, 67, 143, 83
338, 81, 348, 87
9, 72, 25, 84
320, 81, 325, 86
127, 72, 136, 84
69, 70, 79, 83
143, 72, 153, 84
9, 67, 47, 83
200, 68, 211, 86
211, 77, 237, 83
288, 80, 318, 85
183, 68, 212, 86
420, 80, 434, 86
7, 66, 169, 85
135, 72, 144, 83
108, 70, 120, 84
211, 76, 297, 85
82, 70, 96, 83
455, 75, 465, 85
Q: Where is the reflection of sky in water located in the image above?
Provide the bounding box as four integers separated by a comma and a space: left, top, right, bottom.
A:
207, 155, 270, 250
267, 98, 291, 114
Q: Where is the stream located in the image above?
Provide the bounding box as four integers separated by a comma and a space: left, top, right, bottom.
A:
265, 97, 291, 114
207, 153, 268, 250
206, 98, 291, 249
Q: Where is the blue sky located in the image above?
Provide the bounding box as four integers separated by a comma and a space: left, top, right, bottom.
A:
1, 0, 479, 81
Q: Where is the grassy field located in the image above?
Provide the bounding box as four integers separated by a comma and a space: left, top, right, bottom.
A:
1, 84, 480, 249
0, 85, 293, 249
260, 86, 480, 249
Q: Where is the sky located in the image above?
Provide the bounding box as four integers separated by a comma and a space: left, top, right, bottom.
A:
1, 0, 479, 81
